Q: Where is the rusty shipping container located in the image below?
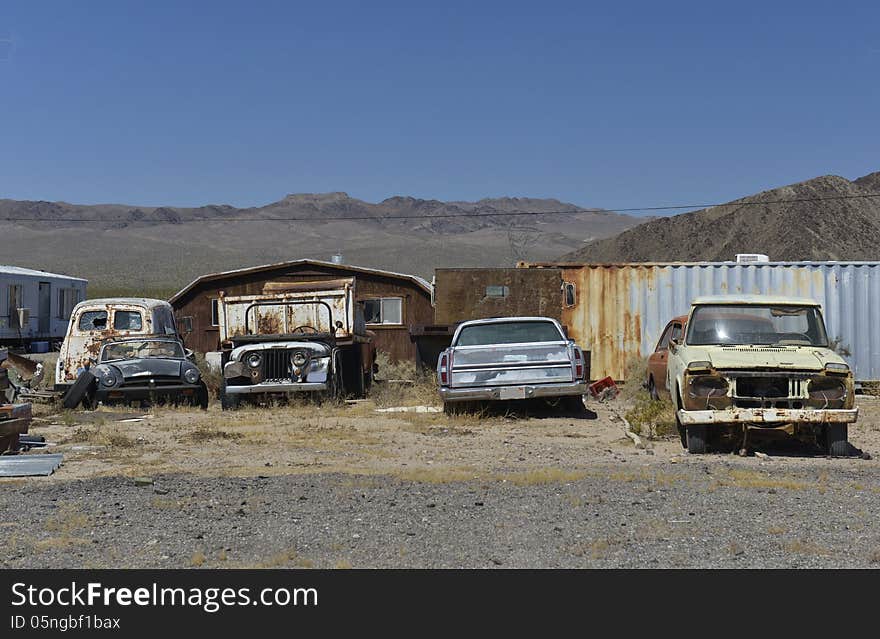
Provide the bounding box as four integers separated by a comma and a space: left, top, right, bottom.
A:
520, 261, 880, 383
433, 268, 562, 325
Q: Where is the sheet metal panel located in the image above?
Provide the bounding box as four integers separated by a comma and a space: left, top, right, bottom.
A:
528, 262, 880, 382
0, 453, 63, 477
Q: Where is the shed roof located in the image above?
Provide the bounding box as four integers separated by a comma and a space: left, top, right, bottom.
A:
169, 259, 432, 304
0, 264, 87, 282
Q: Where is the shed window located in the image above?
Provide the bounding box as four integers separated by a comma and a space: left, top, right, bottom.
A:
364, 298, 403, 325
563, 282, 576, 307
57, 288, 79, 320
485, 285, 509, 298
7, 284, 22, 328
114, 311, 143, 330
78, 310, 108, 331
211, 299, 219, 326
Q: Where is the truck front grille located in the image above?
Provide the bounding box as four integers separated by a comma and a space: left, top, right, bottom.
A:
262, 349, 290, 381
733, 376, 805, 409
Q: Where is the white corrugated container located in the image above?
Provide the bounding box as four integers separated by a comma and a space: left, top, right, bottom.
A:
0, 265, 88, 344
520, 261, 880, 383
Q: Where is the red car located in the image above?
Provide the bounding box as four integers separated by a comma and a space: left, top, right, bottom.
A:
646, 315, 687, 401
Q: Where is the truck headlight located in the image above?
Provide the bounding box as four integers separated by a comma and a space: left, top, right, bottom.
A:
184, 368, 200, 384
246, 353, 262, 368
687, 360, 713, 373
808, 376, 847, 407
291, 350, 309, 367
97, 368, 118, 387
824, 362, 849, 374
687, 375, 729, 399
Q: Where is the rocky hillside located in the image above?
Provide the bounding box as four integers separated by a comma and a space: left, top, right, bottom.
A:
561, 172, 880, 263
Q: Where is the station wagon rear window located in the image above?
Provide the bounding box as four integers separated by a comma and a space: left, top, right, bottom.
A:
456, 321, 564, 346
114, 311, 143, 330
78, 310, 108, 331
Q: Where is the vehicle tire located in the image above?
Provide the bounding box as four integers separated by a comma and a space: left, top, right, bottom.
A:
674, 385, 687, 449
62, 370, 97, 410
824, 423, 849, 456
648, 377, 660, 401
686, 425, 708, 454
444, 401, 474, 415
562, 395, 587, 416
676, 414, 687, 449
193, 381, 209, 410
219, 380, 240, 411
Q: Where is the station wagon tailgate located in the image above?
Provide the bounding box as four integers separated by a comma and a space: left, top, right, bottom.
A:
449, 342, 576, 387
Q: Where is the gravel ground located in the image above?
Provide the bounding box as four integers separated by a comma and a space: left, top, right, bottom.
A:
3, 388, 880, 568
2, 459, 879, 569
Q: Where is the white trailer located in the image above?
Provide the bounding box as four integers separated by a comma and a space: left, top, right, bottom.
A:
0, 265, 88, 347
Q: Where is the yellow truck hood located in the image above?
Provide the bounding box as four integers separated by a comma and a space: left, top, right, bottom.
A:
692, 346, 846, 371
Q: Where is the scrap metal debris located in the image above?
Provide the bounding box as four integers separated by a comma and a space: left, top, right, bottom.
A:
0, 453, 63, 477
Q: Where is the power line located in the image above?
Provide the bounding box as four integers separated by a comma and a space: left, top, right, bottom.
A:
2, 191, 879, 223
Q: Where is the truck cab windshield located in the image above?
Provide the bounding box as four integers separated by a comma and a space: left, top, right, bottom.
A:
686, 305, 828, 347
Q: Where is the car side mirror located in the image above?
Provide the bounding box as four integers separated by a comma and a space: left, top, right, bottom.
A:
185, 348, 195, 361
669, 338, 679, 352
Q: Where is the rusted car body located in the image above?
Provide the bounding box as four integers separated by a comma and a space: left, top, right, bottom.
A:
646, 315, 687, 400
215, 279, 375, 408
437, 317, 588, 413
0, 349, 32, 453
88, 337, 208, 409
667, 295, 858, 455
54, 298, 179, 392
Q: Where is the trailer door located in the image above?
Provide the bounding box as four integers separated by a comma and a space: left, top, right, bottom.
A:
38, 282, 51, 334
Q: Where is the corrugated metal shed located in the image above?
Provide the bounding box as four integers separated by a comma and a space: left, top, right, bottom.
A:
520, 262, 880, 383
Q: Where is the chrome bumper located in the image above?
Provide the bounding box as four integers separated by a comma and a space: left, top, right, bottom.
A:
677, 407, 859, 426
439, 381, 586, 402
225, 382, 328, 395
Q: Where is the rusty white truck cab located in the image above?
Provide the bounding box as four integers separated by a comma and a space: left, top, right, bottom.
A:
54, 298, 180, 392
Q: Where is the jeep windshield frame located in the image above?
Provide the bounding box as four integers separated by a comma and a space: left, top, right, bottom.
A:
685, 304, 829, 347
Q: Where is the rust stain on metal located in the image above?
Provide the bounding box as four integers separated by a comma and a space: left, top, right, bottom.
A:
257, 311, 283, 335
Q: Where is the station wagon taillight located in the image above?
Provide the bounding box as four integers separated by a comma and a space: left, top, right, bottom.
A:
439, 352, 450, 385
574, 348, 583, 380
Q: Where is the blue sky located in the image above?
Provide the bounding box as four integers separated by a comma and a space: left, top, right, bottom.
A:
0, 1, 877, 211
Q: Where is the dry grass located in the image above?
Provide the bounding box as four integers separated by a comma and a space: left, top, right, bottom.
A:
190, 551, 206, 567
335, 559, 353, 569
721, 469, 810, 491
45, 503, 91, 535
36, 503, 93, 552
499, 468, 587, 486
784, 540, 831, 556
183, 425, 244, 443
370, 351, 439, 408
64, 424, 138, 449
253, 548, 314, 569
570, 539, 612, 560
624, 391, 677, 439
618, 357, 649, 402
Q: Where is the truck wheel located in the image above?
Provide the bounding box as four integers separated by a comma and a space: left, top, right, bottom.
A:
444, 401, 473, 415
219, 380, 240, 411
824, 423, 849, 456
563, 395, 587, 416
676, 414, 687, 449
62, 371, 97, 410
648, 377, 660, 401
686, 425, 708, 454
674, 386, 687, 449
193, 381, 209, 410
